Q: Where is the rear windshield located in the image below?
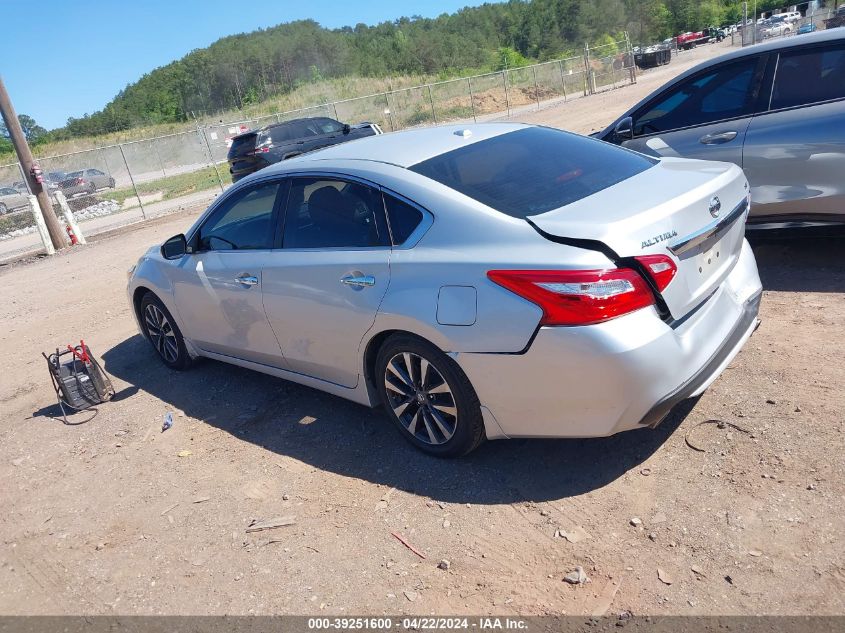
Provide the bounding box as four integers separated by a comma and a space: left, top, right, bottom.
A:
229, 133, 257, 156
409, 127, 656, 218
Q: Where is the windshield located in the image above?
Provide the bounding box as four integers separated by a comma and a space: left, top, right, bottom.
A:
409, 127, 656, 218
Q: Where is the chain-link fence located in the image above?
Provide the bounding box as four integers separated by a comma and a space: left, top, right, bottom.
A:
0, 35, 635, 260
731, 8, 835, 47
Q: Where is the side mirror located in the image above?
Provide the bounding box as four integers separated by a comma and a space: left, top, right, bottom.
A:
342, 123, 351, 135
614, 116, 634, 142
161, 234, 187, 260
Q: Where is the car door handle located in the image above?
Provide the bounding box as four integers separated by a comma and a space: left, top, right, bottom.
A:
235, 274, 258, 287
699, 131, 738, 145
341, 275, 375, 288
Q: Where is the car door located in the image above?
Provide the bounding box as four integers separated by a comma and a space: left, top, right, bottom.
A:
742, 40, 845, 222
619, 55, 766, 166
170, 179, 288, 368
261, 175, 392, 388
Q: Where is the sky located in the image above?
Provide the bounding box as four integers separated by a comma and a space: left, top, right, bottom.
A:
2, 0, 481, 130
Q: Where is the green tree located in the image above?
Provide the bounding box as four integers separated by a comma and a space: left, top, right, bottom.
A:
492, 46, 531, 71
0, 114, 47, 142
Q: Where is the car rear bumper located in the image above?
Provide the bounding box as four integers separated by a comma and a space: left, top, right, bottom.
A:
456, 238, 762, 439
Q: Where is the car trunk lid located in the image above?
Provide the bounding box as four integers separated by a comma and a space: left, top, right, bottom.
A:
526, 158, 750, 319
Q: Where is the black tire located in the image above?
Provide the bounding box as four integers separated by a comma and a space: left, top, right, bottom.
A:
139, 292, 192, 370
375, 334, 485, 457
0, 203, 6, 215
108, 177, 115, 188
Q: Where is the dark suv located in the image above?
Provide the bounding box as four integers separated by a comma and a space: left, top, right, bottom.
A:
227, 117, 382, 182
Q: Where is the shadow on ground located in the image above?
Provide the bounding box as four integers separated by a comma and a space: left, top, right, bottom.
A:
97, 238, 843, 504
101, 334, 692, 505
749, 231, 845, 293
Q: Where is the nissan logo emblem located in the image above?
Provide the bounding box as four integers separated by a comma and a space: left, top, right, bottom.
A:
709, 196, 722, 218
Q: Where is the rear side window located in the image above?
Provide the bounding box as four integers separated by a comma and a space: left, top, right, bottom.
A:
229, 133, 257, 157
409, 127, 655, 219
384, 194, 423, 244
634, 58, 759, 135
771, 43, 845, 110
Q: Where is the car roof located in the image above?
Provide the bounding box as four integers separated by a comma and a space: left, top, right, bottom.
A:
275, 122, 530, 170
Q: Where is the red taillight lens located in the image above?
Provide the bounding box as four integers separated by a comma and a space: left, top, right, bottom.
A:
75, 178, 85, 185
634, 254, 677, 292
487, 268, 655, 326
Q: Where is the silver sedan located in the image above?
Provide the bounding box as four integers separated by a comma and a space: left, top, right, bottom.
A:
127, 123, 762, 456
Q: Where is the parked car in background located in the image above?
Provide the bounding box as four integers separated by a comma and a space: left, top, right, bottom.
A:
825, 5, 845, 29
0, 186, 29, 214
597, 30, 845, 227
59, 168, 115, 197
227, 117, 383, 182
46, 171, 67, 190
11, 171, 66, 193
762, 15, 794, 38
798, 22, 817, 35
777, 11, 802, 24
129, 123, 762, 456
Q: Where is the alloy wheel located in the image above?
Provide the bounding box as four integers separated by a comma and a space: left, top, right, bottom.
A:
144, 303, 179, 364
383, 352, 458, 445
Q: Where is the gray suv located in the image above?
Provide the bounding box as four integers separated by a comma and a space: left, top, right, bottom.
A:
598, 30, 845, 227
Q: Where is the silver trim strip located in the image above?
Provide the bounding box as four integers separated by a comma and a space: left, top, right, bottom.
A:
668, 198, 748, 258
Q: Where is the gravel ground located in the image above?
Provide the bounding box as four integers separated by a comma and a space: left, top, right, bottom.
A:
1, 39, 843, 616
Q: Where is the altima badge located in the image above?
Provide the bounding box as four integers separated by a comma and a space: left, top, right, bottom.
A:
641, 230, 678, 249
709, 196, 722, 218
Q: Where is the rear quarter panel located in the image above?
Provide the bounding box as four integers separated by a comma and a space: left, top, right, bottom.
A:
341, 163, 616, 355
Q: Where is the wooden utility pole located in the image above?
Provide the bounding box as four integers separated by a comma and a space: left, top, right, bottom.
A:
0, 75, 66, 250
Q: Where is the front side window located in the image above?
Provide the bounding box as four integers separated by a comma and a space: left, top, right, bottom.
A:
274, 120, 319, 142
409, 126, 655, 219
311, 118, 344, 134
634, 58, 759, 135
771, 43, 845, 110
283, 178, 387, 249
198, 182, 281, 251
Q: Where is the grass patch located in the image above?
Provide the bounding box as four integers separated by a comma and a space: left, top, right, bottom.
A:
101, 166, 231, 206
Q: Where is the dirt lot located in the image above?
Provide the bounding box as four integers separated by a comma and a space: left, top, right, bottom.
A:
1, 40, 844, 616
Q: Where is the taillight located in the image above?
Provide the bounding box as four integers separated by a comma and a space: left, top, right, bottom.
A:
634, 254, 677, 291
75, 178, 85, 185
487, 268, 655, 326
